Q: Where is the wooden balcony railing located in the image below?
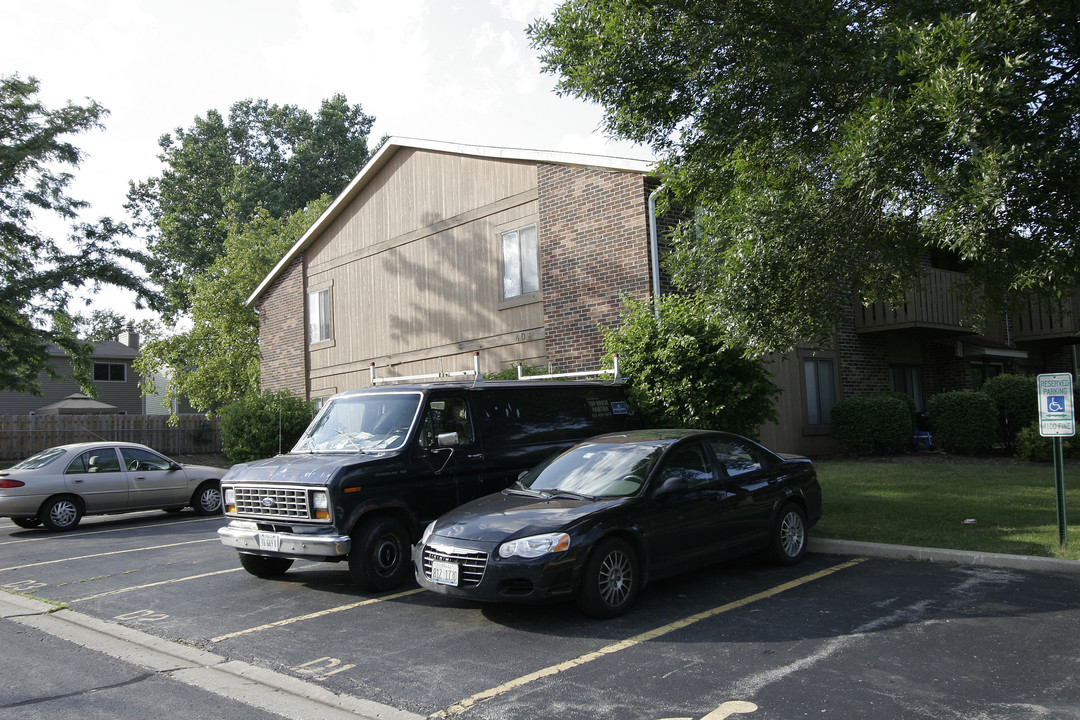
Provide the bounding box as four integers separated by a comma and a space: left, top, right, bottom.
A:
1010, 294, 1080, 342
854, 268, 976, 334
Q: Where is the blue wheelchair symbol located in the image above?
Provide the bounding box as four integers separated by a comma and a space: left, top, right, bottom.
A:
1047, 396, 1066, 414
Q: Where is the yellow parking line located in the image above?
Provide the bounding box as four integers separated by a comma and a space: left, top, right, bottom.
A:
210, 587, 426, 643
0, 538, 218, 572
431, 558, 867, 719
71, 567, 245, 602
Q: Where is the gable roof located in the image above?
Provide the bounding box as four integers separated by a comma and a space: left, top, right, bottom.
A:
246, 137, 655, 307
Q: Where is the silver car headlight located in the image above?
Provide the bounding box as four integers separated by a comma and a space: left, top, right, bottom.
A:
498, 532, 571, 559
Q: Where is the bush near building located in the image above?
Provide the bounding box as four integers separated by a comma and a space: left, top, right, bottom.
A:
219, 389, 314, 464
928, 390, 998, 455
830, 392, 914, 455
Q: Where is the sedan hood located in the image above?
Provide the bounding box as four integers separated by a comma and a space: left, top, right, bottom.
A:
431, 491, 629, 543
221, 452, 387, 487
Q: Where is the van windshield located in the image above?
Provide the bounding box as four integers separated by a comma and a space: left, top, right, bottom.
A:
292, 393, 422, 453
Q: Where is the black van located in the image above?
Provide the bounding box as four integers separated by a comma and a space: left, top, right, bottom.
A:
218, 380, 640, 591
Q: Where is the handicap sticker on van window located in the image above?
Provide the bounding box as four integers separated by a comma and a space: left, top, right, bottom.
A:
611, 401, 628, 415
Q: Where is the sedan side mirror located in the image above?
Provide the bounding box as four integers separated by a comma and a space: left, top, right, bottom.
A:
654, 475, 687, 497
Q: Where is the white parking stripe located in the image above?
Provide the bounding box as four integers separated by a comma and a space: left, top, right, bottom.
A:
0, 516, 224, 547
0, 538, 218, 572
71, 568, 245, 602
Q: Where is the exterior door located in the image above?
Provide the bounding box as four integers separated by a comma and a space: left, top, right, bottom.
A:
409, 393, 483, 522
64, 447, 128, 511
708, 437, 783, 550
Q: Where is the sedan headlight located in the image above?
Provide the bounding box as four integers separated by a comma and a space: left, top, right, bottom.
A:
498, 532, 571, 559
420, 521, 436, 545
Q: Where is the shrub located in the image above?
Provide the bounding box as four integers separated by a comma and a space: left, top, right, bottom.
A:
927, 390, 998, 454
830, 393, 913, 455
602, 294, 779, 437
982, 374, 1037, 450
218, 389, 315, 464
1014, 421, 1080, 461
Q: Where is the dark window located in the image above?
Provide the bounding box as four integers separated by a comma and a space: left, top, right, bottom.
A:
661, 444, 715, 488
93, 363, 126, 382
709, 438, 764, 476
67, 448, 121, 474
890, 364, 926, 412
804, 357, 836, 425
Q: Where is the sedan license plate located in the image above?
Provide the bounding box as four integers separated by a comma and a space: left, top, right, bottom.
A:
430, 560, 459, 586
258, 533, 280, 552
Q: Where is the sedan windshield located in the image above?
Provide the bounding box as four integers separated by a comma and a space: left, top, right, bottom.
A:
518, 441, 664, 498
10, 447, 67, 470
293, 393, 422, 453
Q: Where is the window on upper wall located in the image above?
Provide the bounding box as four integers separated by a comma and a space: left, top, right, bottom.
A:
93, 363, 126, 382
804, 357, 837, 425
308, 288, 331, 344
502, 224, 539, 299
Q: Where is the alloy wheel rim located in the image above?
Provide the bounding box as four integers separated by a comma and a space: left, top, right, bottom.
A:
50, 501, 77, 527
598, 549, 632, 607
780, 512, 805, 557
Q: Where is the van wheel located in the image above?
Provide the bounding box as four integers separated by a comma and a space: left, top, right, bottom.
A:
40, 496, 82, 531
576, 537, 639, 619
349, 517, 410, 592
239, 553, 294, 578
770, 503, 807, 565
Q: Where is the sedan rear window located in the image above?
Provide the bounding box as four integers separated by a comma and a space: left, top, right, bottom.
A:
10, 447, 66, 470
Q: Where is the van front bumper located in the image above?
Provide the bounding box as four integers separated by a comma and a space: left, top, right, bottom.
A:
218, 520, 350, 558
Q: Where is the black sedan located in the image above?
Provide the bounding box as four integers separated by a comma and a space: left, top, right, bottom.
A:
414, 429, 822, 618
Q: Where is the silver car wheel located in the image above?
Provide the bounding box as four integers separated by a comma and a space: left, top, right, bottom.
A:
45, 498, 80, 530
598, 547, 634, 607
779, 508, 805, 558
197, 486, 222, 513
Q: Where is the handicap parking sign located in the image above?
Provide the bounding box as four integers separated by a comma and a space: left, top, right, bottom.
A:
1038, 374, 1075, 437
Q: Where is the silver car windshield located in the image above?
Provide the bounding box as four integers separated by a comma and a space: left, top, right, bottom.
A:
519, 442, 664, 498
292, 392, 422, 453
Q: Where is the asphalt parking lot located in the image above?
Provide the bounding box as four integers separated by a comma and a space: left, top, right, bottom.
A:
3, 511, 1080, 720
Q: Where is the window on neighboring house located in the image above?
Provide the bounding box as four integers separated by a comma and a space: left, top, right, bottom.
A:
93, 363, 126, 382
890, 364, 926, 412
308, 288, 331, 344
502, 224, 539, 299
804, 357, 836, 425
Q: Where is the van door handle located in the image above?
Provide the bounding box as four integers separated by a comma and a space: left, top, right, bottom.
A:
467, 453, 484, 459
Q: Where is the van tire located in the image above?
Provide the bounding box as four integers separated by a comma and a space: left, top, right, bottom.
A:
239, 553, 294, 578
350, 516, 410, 592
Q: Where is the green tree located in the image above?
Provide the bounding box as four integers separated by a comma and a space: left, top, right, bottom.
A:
530, 0, 1080, 355
134, 197, 331, 416
127, 94, 375, 316
218, 389, 314, 464
603, 294, 779, 436
0, 74, 153, 394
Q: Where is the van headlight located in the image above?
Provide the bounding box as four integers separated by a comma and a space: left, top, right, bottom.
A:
312, 490, 330, 520
498, 533, 571, 559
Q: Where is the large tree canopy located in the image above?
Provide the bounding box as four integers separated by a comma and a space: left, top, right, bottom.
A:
0, 75, 152, 393
530, 0, 1080, 354
127, 94, 376, 316
134, 197, 331, 415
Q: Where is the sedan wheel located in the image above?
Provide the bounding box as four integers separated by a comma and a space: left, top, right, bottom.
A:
11, 517, 42, 529
192, 482, 223, 515
577, 537, 640, 619
40, 497, 83, 532
771, 503, 807, 565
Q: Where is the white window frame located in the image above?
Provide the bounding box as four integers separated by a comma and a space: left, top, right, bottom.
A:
308, 287, 332, 345
501, 223, 539, 300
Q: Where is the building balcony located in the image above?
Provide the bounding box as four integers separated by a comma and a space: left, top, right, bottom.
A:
1010, 293, 1080, 343
854, 268, 976, 335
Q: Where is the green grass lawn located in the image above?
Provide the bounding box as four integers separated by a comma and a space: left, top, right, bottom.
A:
813, 459, 1080, 561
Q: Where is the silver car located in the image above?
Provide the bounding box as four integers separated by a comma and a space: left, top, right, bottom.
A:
0, 442, 226, 531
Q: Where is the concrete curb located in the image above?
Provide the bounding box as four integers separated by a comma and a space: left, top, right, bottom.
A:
0, 592, 423, 720
809, 537, 1080, 576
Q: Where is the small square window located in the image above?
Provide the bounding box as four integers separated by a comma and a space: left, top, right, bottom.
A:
93, 363, 126, 382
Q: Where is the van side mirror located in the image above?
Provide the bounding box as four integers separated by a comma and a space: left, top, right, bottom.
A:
654, 475, 687, 497
437, 432, 459, 448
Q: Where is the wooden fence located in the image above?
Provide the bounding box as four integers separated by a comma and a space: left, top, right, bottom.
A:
0, 414, 220, 460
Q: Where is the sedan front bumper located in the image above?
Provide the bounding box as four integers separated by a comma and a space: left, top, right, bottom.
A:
218, 521, 350, 559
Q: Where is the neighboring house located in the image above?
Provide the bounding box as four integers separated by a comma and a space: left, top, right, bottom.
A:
0, 332, 144, 415
248, 137, 1079, 456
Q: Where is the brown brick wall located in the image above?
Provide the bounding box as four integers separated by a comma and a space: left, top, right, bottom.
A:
834, 312, 890, 398
538, 165, 654, 372
258, 257, 307, 397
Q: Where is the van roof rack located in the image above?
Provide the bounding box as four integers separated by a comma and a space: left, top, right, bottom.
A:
367, 353, 623, 386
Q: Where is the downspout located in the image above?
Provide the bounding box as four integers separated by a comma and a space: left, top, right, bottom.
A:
648, 184, 666, 320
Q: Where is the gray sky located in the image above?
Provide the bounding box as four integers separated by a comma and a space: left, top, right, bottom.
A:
3, 0, 649, 321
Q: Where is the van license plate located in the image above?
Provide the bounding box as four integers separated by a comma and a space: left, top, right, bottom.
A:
258, 533, 280, 552
430, 560, 459, 586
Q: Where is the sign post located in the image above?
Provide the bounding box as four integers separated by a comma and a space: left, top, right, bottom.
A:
1037, 373, 1074, 547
